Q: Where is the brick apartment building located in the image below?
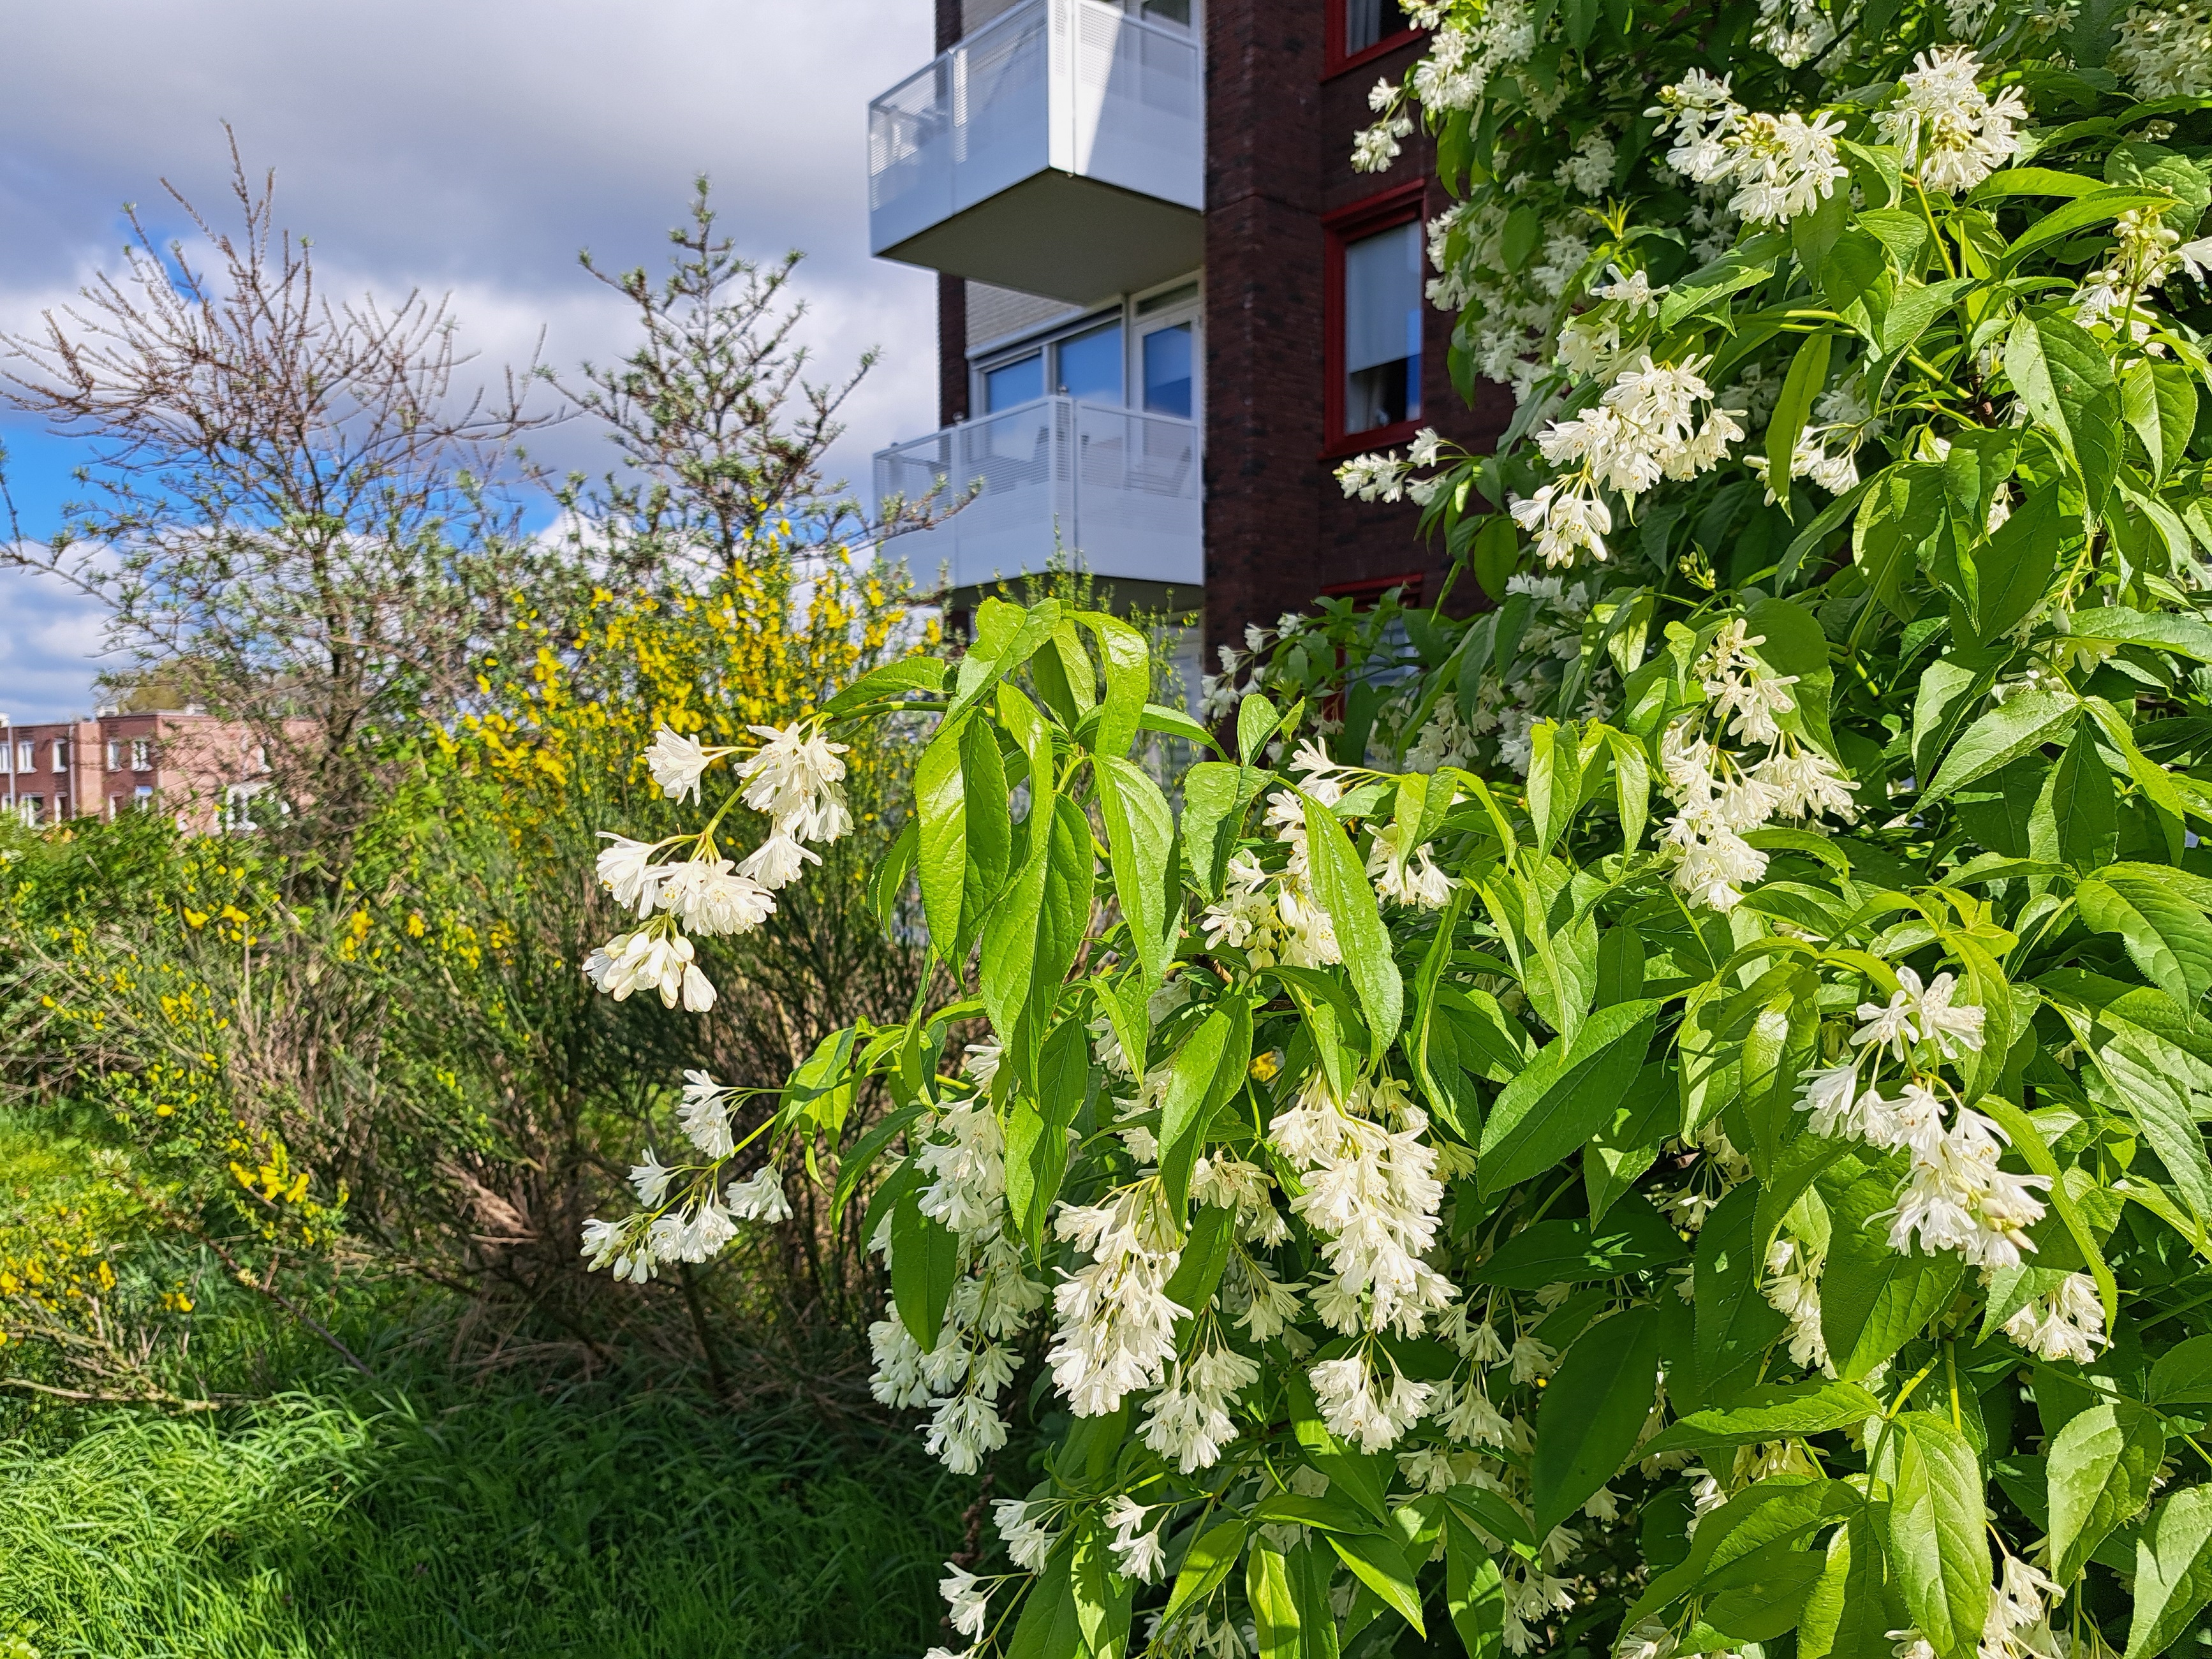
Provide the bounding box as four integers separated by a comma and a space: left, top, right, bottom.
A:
1, 709, 271, 832
867, 0, 1508, 661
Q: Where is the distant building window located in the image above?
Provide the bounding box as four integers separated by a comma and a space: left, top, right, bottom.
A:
1138, 0, 1190, 25
1343, 0, 1412, 55
1056, 320, 1124, 403
132, 739, 151, 771
983, 352, 1044, 413
51, 741, 68, 772
23, 796, 44, 825
135, 785, 156, 807
13, 743, 27, 772
1142, 323, 1194, 418
1326, 191, 1427, 448
107, 741, 124, 771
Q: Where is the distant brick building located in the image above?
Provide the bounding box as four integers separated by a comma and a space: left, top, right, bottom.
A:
1, 709, 272, 832
864, 0, 1505, 662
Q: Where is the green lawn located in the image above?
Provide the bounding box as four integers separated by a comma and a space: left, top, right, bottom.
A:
0, 1383, 962, 1657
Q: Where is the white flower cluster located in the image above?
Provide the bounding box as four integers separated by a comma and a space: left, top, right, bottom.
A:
1198, 610, 1311, 725
1796, 968, 2054, 1269
868, 1076, 1051, 1473
1750, 379, 1885, 502
2000, 1271, 2107, 1363
1652, 71, 1848, 226
1871, 47, 2028, 196
1350, 0, 1540, 173
582, 721, 852, 1010
1751, 0, 1836, 66
2075, 206, 2212, 338
1198, 742, 1348, 967
579, 1068, 793, 1283
1512, 353, 1744, 568
1659, 620, 1859, 913
2112, 0, 2212, 98
1048, 1180, 1190, 1417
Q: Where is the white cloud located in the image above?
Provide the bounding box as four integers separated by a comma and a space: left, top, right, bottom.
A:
0, 0, 945, 715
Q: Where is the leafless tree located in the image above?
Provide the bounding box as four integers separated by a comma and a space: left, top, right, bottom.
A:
0, 132, 563, 880
545, 176, 878, 582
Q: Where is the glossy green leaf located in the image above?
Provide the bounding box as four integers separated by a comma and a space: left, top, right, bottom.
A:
2048, 1399, 2166, 1583
1445, 1515, 1505, 1659
1822, 1172, 1966, 1382
889, 1186, 962, 1352
1478, 998, 1660, 1197
1327, 1529, 1426, 1635
1642, 1380, 1884, 1457
1923, 689, 2079, 803
1531, 1304, 1662, 1536
1247, 1542, 1299, 1659
2128, 1484, 2212, 1659
1888, 1413, 1991, 1659
1301, 792, 1403, 1047
1163, 1519, 1247, 1624
1095, 755, 1176, 990
2077, 867, 2212, 1008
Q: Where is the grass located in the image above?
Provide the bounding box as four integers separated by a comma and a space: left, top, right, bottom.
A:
0, 1381, 966, 1658
0, 1105, 970, 1658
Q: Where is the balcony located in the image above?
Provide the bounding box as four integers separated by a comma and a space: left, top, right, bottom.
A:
875, 395, 1202, 597
867, 0, 1204, 304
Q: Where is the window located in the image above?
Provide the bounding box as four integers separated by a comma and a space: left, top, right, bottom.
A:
22, 797, 43, 827
135, 785, 155, 807
13, 743, 27, 772
1327, 0, 1416, 73
1141, 324, 1194, 417
1138, 0, 1191, 24
132, 739, 151, 771
1325, 189, 1427, 449
106, 741, 123, 771
51, 741, 68, 772
984, 352, 1043, 413
1055, 320, 1123, 403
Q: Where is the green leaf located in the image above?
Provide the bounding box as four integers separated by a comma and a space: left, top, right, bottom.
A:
2077, 867, 2212, 1007
1822, 1172, 1966, 1382
1238, 692, 1283, 765
1077, 611, 1150, 760
1531, 1304, 1662, 1536
2063, 605, 2212, 663
2084, 1036, 2212, 1232
1526, 720, 1584, 855
1005, 1017, 1095, 1256
1767, 332, 1835, 519
915, 714, 970, 955
960, 714, 1014, 958
1301, 792, 1404, 1047
2001, 186, 2178, 270
1179, 761, 1254, 899
1444, 1515, 1505, 1659
1696, 1183, 1790, 1399
1888, 1413, 1991, 1659
1160, 1201, 1237, 1320
1288, 1540, 1342, 1659
954, 598, 1061, 717
1163, 1519, 1247, 1624
1924, 688, 2079, 802
2048, 1399, 2167, 1583
889, 1186, 962, 1352
1478, 998, 1660, 1197
1327, 1530, 1426, 1635
1096, 755, 1177, 990
1073, 1522, 1135, 1659
1855, 462, 1947, 620
2150, 1334, 2212, 1405
1801, 1512, 1906, 1659
2031, 723, 2118, 870
1970, 484, 2063, 645
1584, 1059, 1676, 1221
1247, 1542, 1300, 1659
2004, 311, 2121, 513
1158, 994, 1252, 1212
818, 653, 950, 718
1642, 1380, 1884, 1458
2128, 1484, 2212, 1659
1006, 1547, 1083, 1659
1704, 1537, 1830, 1640
1466, 1191, 1686, 1287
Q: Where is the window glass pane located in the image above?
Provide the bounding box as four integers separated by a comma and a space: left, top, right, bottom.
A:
1055, 321, 1123, 404
1140, 0, 1191, 24
1343, 219, 1422, 434
1142, 324, 1194, 418
1345, 0, 1410, 54
984, 352, 1043, 412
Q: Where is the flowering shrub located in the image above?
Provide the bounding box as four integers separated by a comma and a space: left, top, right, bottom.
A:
578, 3, 2212, 1658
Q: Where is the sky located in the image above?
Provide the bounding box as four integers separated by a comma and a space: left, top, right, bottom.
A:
0, 0, 940, 722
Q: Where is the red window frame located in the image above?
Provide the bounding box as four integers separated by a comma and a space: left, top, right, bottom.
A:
1322, 181, 1429, 459
1324, 0, 1422, 77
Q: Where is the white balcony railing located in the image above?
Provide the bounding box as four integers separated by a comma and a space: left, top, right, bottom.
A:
866, 0, 1204, 301
876, 395, 1202, 594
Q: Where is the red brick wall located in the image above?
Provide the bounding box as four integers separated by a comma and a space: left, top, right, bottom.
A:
1203, 10, 1512, 658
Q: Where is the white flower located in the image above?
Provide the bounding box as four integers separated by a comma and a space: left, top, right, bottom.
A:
1873, 47, 2028, 195
644, 727, 716, 803
580, 1216, 625, 1271
739, 829, 822, 890
656, 859, 776, 936
594, 834, 667, 917
2002, 1272, 2106, 1363
726, 1165, 792, 1223
940, 1565, 991, 1641
2113, 0, 2212, 99
584, 927, 718, 1011
1105, 1495, 1170, 1582
679, 1069, 735, 1158
1047, 1184, 1188, 1416
737, 721, 852, 844
1142, 1338, 1262, 1472
1309, 1350, 1434, 1454
630, 1148, 678, 1206
993, 1499, 1059, 1572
